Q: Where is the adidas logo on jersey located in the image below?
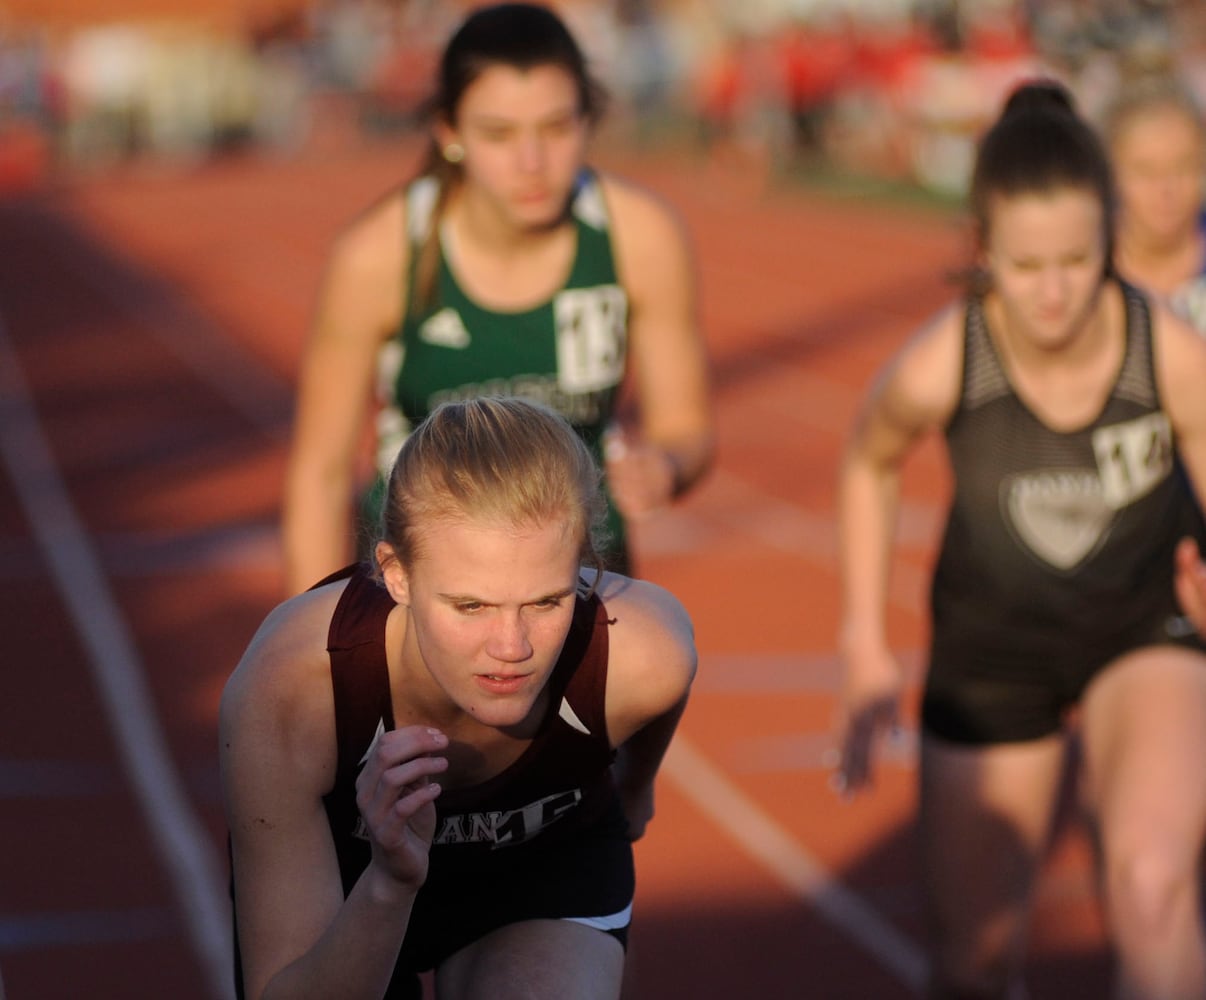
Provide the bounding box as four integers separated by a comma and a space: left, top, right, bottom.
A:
419, 308, 471, 349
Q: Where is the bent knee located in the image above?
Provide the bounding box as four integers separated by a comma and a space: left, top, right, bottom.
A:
1104, 846, 1201, 933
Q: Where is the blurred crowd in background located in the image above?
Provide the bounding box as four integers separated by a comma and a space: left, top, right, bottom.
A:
0, 0, 1203, 197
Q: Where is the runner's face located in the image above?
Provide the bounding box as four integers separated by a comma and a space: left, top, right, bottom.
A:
984, 187, 1107, 350
1113, 105, 1205, 248
387, 513, 582, 729
442, 63, 588, 229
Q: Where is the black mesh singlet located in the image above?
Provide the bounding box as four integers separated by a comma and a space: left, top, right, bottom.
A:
924, 283, 1206, 742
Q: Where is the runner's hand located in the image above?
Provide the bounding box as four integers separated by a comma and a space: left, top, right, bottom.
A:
603, 425, 678, 518
834, 642, 904, 797
355, 726, 448, 890
1174, 536, 1206, 637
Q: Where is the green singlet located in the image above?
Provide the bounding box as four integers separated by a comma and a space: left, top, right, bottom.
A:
364, 169, 631, 572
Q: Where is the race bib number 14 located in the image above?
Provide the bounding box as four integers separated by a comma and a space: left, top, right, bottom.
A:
1091, 412, 1173, 509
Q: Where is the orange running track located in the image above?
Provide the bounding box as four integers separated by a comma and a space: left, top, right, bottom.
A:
0, 133, 1112, 999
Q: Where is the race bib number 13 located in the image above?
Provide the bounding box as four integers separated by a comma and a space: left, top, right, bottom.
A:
554, 285, 628, 393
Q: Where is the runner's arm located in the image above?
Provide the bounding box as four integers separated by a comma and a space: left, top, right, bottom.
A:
604, 177, 714, 514
220, 590, 446, 999
282, 196, 407, 595
602, 576, 697, 839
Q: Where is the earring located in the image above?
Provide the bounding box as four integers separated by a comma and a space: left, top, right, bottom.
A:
443, 142, 464, 164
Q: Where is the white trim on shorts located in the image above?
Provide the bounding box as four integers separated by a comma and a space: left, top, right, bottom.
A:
562, 902, 633, 932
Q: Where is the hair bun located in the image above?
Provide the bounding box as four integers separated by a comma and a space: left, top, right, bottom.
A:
1001, 79, 1076, 119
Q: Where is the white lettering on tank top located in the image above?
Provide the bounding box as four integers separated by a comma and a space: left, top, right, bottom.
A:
554, 285, 627, 393
349, 720, 585, 846
431, 788, 584, 848
429, 373, 610, 427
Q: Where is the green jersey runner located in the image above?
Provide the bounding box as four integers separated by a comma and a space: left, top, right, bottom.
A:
367, 168, 632, 570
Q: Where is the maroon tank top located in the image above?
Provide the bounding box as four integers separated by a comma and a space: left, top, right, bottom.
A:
319, 565, 620, 892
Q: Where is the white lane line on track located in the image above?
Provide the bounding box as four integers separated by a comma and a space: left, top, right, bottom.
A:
0, 317, 233, 1000
663, 734, 928, 993
632, 469, 937, 616
694, 650, 925, 693
732, 728, 919, 775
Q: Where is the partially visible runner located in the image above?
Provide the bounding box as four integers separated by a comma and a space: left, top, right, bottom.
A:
223, 396, 697, 1000
835, 79, 1206, 999
281, 2, 713, 591
1104, 73, 1206, 332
